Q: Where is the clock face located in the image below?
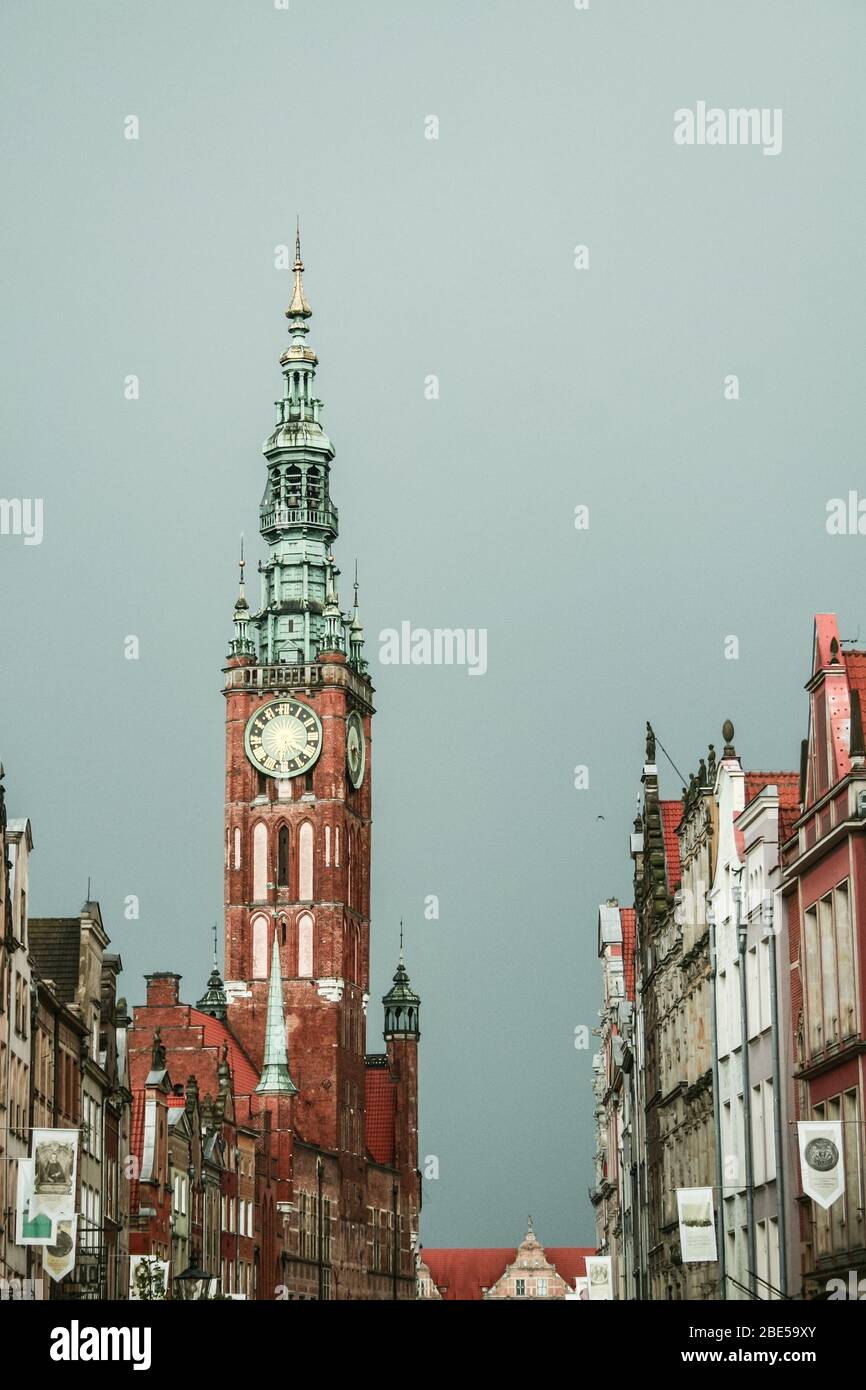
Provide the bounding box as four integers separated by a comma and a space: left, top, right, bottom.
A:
244, 699, 322, 779
346, 710, 366, 789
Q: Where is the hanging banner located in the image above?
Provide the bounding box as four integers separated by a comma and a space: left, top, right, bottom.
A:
45, 1216, 78, 1283
129, 1255, 170, 1301
15, 1159, 57, 1246
799, 1121, 845, 1210
585, 1256, 613, 1300
677, 1188, 718, 1263
29, 1128, 78, 1222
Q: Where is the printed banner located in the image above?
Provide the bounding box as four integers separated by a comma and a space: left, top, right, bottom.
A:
676, 1187, 718, 1263
585, 1256, 613, 1300
29, 1128, 78, 1222
129, 1255, 170, 1301
799, 1121, 845, 1210
45, 1216, 78, 1283
15, 1159, 57, 1246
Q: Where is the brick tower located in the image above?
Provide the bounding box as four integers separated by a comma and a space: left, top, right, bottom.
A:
223, 228, 374, 1153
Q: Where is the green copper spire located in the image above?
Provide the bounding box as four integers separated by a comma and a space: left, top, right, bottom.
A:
196, 921, 228, 1021
229, 228, 367, 673
247, 226, 338, 666
256, 930, 298, 1095
348, 562, 367, 675
229, 535, 255, 658
383, 923, 421, 1040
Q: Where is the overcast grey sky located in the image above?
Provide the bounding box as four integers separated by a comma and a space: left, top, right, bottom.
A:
1, 1, 864, 1250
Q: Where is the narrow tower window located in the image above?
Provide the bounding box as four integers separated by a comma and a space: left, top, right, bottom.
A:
277, 825, 289, 887
298, 912, 314, 978
252, 914, 268, 980
299, 822, 314, 901
253, 823, 268, 901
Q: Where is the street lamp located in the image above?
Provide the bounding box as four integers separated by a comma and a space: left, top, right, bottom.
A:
173, 1265, 214, 1301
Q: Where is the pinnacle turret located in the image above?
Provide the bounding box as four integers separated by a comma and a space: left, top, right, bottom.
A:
383, 924, 421, 1040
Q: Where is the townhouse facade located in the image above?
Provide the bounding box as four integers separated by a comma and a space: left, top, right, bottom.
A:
589, 611, 866, 1300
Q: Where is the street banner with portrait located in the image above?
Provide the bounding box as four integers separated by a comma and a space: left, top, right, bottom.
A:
28, 1128, 79, 1222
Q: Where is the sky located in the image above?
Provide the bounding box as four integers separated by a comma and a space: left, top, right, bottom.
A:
1, 0, 864, 1250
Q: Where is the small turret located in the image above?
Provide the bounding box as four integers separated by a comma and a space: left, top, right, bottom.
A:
196, 923, 228, 1021
229, 536, 255, 659
383, 925, 420, 1041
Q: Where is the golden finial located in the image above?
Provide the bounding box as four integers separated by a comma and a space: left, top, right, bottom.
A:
286, 216, 311, 319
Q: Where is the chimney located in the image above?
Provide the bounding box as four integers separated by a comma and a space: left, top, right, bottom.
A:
145, 972, 182, 1007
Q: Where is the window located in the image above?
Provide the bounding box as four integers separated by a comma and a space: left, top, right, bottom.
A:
819, 895, 838, 1044
835, 884, 856, 1038
298, 913, 314, 978
253, 823, 268, 901
252, 914, 269, 980
299, 822, 314, 900
843, 1089, 862, 1240
515, 1278, 526, 1297
803, 905, 821, 1055
537, 1278, 548, 1296
277, 826, 289, 887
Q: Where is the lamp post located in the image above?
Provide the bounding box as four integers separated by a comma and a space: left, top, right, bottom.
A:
173, 1265, 213, 1301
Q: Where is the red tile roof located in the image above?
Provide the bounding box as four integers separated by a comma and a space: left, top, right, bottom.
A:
742, 772, 801, 845
129, 1090, 145, 1212
364, 1065, 396, 1166
189, 1010, 261, 1096
660, 801, 682, 888
620, 907, 636, 1002
421, 1247, 593, 1300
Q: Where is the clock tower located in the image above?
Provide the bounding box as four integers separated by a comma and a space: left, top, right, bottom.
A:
223, 230, 373, 1153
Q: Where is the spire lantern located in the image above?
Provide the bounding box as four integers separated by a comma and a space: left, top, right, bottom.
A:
256, 930, 298, 1094
383, 924, 421, 1041
196, 922, 228, 1020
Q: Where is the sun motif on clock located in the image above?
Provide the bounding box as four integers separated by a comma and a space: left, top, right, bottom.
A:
244, 699, 322, 779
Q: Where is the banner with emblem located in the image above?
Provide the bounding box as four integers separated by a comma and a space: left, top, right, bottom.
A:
585, 1256, 613, 1300
798, 1121, 845, 1210
44, 1216, 78, 1282
677, 1187, 718, 1263
15, 1159, 56, 1245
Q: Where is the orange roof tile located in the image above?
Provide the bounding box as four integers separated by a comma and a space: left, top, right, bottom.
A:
421, 1247, 593, 1300
189, 1011, 261, 1096
661, 801, 682, 887
364, 1065, 396, 1166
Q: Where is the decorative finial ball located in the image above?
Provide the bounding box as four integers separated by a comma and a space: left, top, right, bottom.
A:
722, 719, 735, 744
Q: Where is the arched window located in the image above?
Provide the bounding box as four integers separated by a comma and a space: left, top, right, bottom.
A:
299, 822, 314, 901
252, 914, 269, 980
253, 823, 268, 901
298, 912, 314, 978
277, 826, 289, 887
325, 825, 331, 867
